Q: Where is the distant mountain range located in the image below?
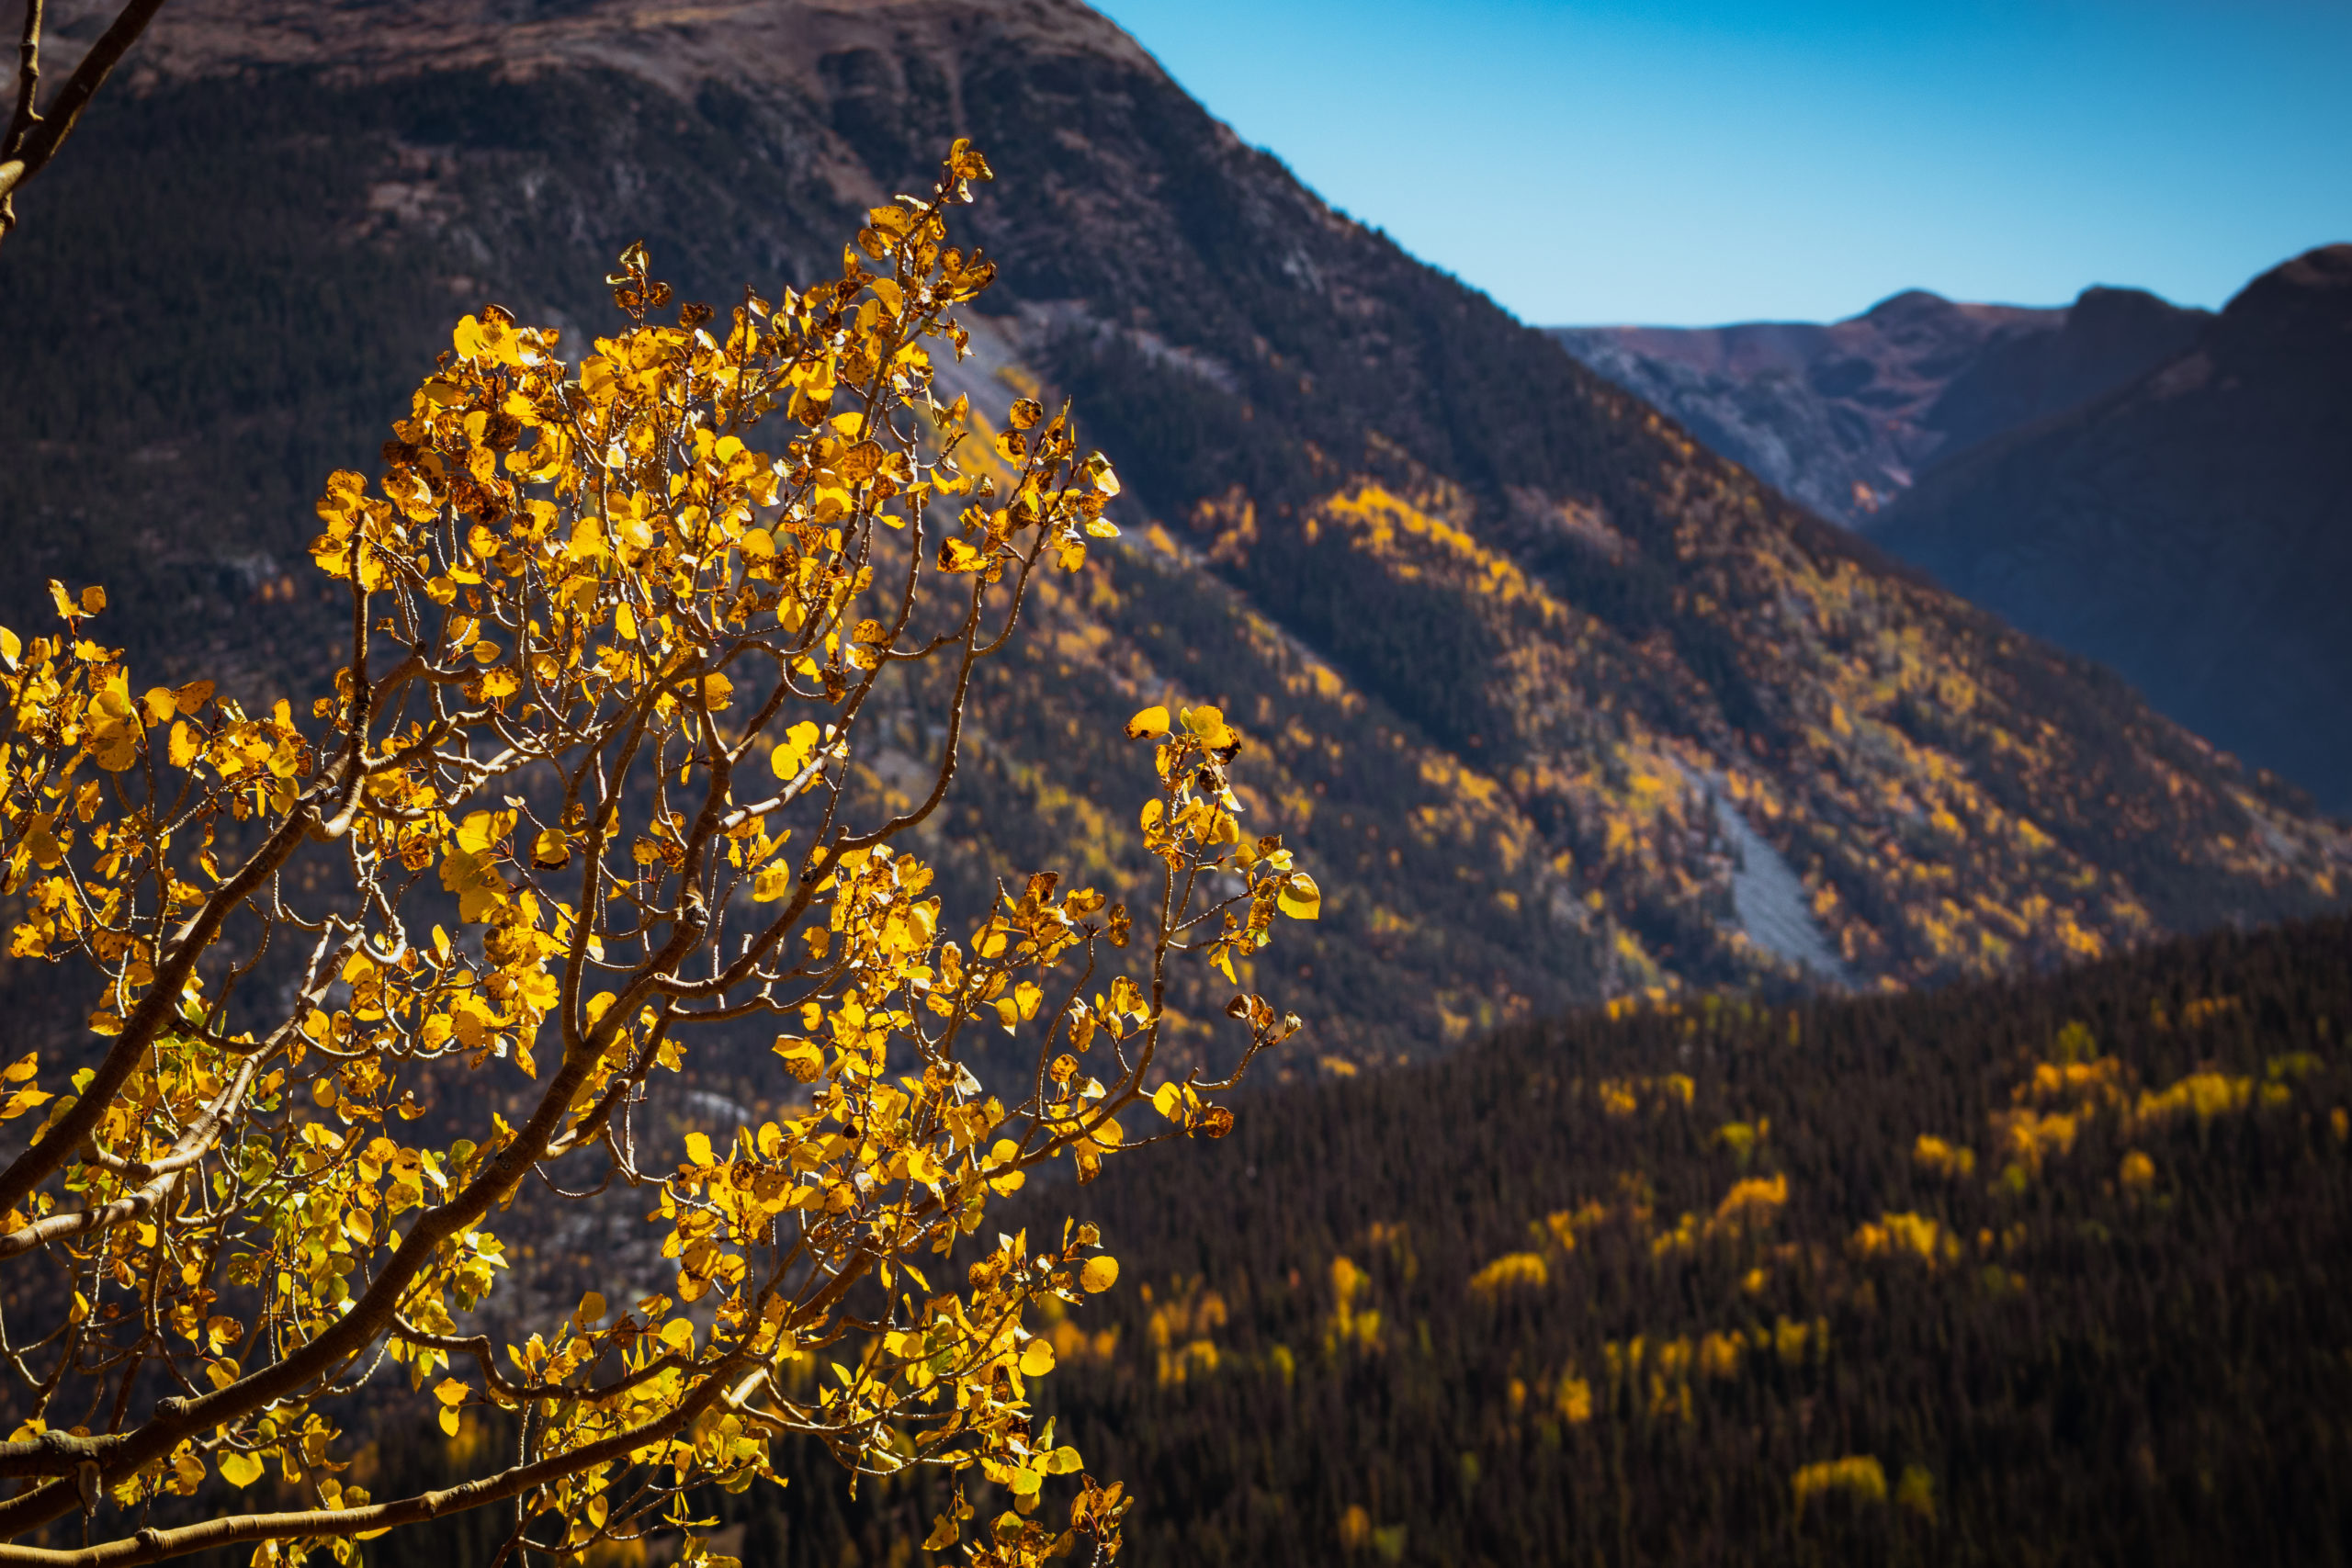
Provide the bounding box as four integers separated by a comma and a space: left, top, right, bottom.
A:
2, 0, 2345, 1065
1551, 286, 2209, 525
1872, 244, 2352, 814
1556, 249, 2352, 816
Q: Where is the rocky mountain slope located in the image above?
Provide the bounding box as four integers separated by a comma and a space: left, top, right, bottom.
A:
1872, 244, 2352, 814
2, 0, 2344, 1066
1552, 286, 2207, 524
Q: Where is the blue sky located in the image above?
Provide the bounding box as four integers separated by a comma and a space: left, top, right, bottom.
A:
1090, 0, 2352, 326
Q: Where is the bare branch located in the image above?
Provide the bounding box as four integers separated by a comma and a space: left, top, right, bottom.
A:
0, 0, 171, 246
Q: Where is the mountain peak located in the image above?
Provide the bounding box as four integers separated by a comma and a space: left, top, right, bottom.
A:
2267, 242, 2352, 291
1852, 287, 1957, 324
2203, 241, 2352, 369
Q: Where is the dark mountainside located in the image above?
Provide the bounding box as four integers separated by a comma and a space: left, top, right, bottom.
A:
1552, 286, 2208, 525
1872, 244, 2352, 815
1, 0, 2346, 1072
342, 914, 2352, 1567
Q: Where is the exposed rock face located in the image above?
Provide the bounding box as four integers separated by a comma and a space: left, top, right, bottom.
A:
3, 0, 2344, 1061
1551, 287, 2206, 525
1873, 244, 2352, 813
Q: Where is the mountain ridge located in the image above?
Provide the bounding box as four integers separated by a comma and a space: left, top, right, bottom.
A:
1551, 284, 2209, 524
1871, 242, 2352, 814
2, 0, 2344, 1066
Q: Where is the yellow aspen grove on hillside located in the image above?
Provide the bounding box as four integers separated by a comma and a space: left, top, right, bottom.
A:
0, 142, 1310, 1568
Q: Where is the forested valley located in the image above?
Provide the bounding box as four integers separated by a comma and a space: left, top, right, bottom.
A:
317, 915, 2352, 1568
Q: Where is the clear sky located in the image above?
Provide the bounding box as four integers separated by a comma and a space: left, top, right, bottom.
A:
1089, 0, 2352, 327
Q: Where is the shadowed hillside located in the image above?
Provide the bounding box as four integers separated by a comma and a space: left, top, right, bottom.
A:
323, 914, 2352, 1566
1874, 244, 2352, 814
1, 0, 2344, 1071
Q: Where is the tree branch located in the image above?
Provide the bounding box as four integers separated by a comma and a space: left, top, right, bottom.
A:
4, 0, 42, 161
0, 1362, 752, 1567
0, 0, 169, 242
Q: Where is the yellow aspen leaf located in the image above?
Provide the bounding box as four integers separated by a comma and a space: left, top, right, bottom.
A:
456, 810, 515, 854
433, 1379, 468, 1407
2, 1053, 37, 1084
167, 721, 199, 769
0, 626, 17, 669
0, 1088, 54, 1121
218, 1450, 266, 1488
174, 679, 214, 711
684, 1131, 715, 1168
659, 1318, 695, 1353
531, 829, 571, 870
1278, 874, 1322, 920
987, 1137, 1026, 1195
772, 721, 822, 780
1080, 1256, 1120, 1293
1124, 705, 1170, 739
1182, 705, 1236, 748
79, 584, 106, 615
923, 1515, 959, 1551
437, 1408, 460, 1438
700, 671, 733, 708
1009, 398, 1044, 430
141, 687, 178, 723
1019, 1338, 1056, 1376
573, 1292, 606, 1329
775, 1035, 825, 1081
753, 863, 792, 902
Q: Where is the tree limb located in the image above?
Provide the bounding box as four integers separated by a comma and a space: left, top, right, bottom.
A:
0, 0, 171, 244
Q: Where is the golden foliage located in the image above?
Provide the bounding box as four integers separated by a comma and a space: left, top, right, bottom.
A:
1912, 1134, 1977, 1179
0, 143, 1309, 1568
1850, 1213, 1962, 1268
1465, 1251, 1549, 1299
2132, 1071, 2257, 1126
1324, 1255, 1384, 1354
1792, 1455, 1888, 1515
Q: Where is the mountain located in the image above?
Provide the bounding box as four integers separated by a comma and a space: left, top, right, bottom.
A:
2, 0, 2346, 1070
995, 917, 2352, 1565
348, 912, 2352, 1566
1552, 286, 2209, 525
1871, 244, 2352, 815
